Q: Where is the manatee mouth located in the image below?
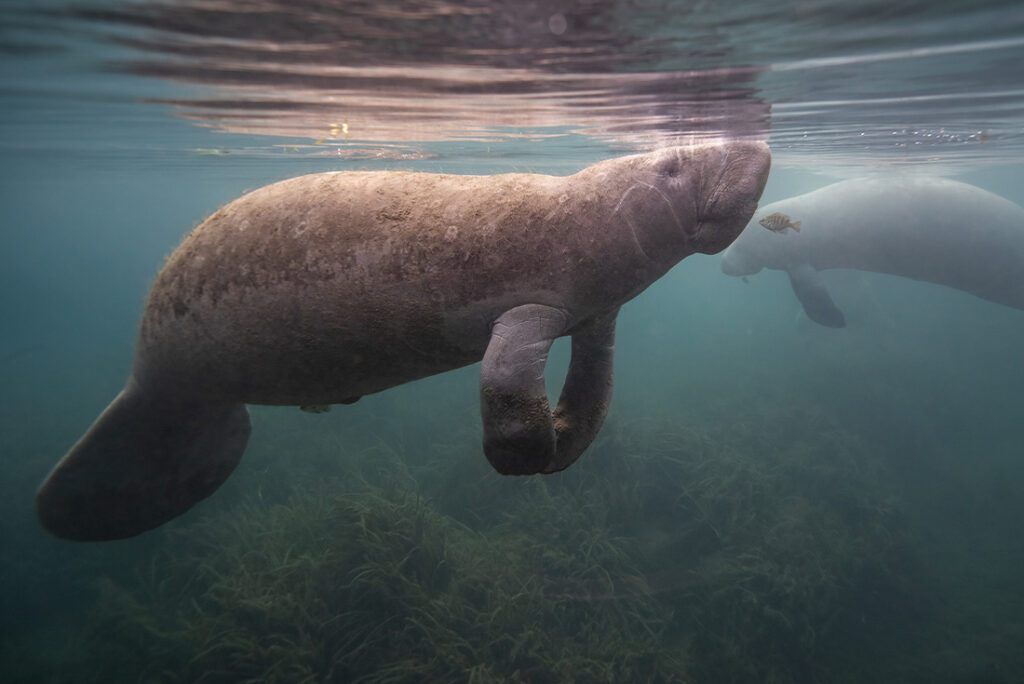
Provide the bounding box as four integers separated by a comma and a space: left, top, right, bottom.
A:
684, 210, 757, 253
691, 217, 747, 255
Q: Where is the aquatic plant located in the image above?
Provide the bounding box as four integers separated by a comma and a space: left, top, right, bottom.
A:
42, 395, 928, 684
506, 407, 911, 682
73, 467, 684, 683
482, 407, 919, 684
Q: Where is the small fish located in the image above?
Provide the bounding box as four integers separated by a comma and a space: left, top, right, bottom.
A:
758, 212, 801, 234
300, 404, 331, 414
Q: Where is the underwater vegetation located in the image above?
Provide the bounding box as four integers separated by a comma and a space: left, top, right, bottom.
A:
31, 402, 926, 684
67, 481, 678, 683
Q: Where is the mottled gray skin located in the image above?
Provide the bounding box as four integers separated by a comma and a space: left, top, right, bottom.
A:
721, 177, 1024, 327
37, 141, 770, 541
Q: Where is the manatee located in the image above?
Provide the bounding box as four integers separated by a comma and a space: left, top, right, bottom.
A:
37, 141, 771, 541
720, 177, 1024, 327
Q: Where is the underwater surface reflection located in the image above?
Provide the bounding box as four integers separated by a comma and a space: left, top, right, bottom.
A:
4, 0, 1024, 165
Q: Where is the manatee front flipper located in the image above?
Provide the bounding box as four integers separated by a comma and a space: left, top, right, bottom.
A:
480, 304, 617, 475
548, 309, 617, 473
787, 263, 846, 328
36, 378, 250, 541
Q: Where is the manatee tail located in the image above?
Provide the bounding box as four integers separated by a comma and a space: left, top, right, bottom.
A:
36, 380, 250, 541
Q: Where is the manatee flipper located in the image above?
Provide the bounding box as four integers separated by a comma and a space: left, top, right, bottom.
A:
787, 263, 846, 328
480, 304, 619, 475
480, 304, 569, 474
36, 379, 250, 541
546, 309, 617, 473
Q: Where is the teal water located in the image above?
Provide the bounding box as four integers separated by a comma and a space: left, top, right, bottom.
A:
3, 2, 1024, 682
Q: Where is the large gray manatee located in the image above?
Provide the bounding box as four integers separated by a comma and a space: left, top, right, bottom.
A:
38, 141, 770, 541
720, 177, 1024, 327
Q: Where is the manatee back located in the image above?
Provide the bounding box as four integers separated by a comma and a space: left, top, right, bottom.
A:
133, 169, 631, 404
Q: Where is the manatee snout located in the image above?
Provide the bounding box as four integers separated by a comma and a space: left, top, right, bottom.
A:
693, 141, 772, 255
720, 249, 762, 276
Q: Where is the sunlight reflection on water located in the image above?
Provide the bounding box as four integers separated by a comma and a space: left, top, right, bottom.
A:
2, 0, 1023, 169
